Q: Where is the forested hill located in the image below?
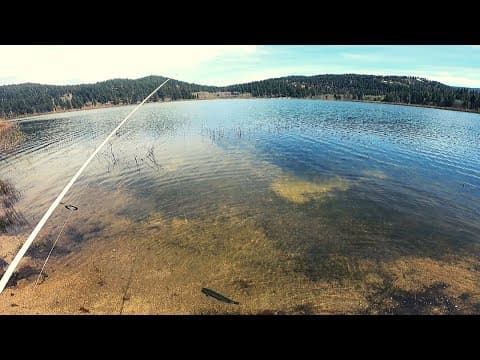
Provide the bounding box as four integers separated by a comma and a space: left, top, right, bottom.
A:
1, 74, 480, 119
223, 74, 480, 110
0, 76, 216, 119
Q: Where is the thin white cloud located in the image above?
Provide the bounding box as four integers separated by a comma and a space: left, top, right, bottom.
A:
341, 52, 413, 64
390, 65, 480, 87
0, 45, 261, 85
341, 53, 378, 60
214, 68, 299, 85
416, 72, 480, 87
244, 66, 480, 88
1, 46, 479, 88
338, 68, 480, 87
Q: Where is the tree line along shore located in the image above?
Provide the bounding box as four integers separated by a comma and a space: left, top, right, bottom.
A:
1, 74, 479, 120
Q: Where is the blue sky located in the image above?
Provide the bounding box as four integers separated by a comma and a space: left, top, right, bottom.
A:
1, 45, 479, 87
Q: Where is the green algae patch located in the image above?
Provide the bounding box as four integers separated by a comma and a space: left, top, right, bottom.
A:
271, 176, 350, 204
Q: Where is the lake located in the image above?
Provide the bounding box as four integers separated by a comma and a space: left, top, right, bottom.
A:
1, 98, 479, 314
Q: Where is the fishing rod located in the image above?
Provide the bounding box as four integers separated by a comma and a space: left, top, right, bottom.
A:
0, 78, 170, 294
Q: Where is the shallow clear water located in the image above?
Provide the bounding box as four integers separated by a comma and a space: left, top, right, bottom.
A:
1, 99, 480, 314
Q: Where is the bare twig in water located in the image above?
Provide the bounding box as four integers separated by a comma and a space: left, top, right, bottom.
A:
109, 142, 117, 166
145, 146, 162, 170
134, 155, 140, 172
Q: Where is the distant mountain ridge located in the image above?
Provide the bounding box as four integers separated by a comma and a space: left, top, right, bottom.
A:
1, 74, 479, 119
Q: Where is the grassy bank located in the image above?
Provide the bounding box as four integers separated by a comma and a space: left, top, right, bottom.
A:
0, 121, 24, 153
0, 121, 26, 233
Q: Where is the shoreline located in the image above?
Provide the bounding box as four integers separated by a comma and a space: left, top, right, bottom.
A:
344, 98, 480, 115
1, 97, 240, 122
2, 96, 480, 122
1, 102, 130, 122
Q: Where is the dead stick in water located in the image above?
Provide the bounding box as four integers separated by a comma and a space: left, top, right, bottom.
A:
201, 287, 239, 305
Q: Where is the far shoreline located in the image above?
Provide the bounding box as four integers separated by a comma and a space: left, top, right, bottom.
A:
3, 96, 480, 123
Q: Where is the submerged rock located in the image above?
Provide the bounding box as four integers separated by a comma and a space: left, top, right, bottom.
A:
271, 176, 349, 204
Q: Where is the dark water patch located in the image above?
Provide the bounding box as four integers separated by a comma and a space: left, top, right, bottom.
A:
64, 226, 84, 243
27, 238, 71, 259
365, 279, 460, 315
197, 305, 315, 315
295, 254, 367, 283
289, 303, 316, 315
0, 179, 20, 205
198, 308, 243, 315
6, 265, 47, 288
80, 223, 106, 242
0, 257, 7, 271
257, 305, 317, 315
0, 208, 28, 233
0, 180, 27, 233
257, 309, 288, 315
26, 220, 108, 260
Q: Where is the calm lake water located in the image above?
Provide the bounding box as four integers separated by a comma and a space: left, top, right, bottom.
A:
1, 99, 480, 314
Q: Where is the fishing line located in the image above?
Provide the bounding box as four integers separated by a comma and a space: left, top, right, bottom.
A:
34, 178, 91, 288
0, 79, 170, 294
33, 208, 74, 287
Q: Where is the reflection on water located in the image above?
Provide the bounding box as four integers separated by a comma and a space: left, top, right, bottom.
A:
0, 99, 479, 314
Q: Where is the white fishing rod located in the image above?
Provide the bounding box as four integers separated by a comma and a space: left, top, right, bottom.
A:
0, 78, 170, 294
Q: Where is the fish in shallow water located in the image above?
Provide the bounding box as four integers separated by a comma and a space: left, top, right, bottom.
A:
201, 287, 239, 305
